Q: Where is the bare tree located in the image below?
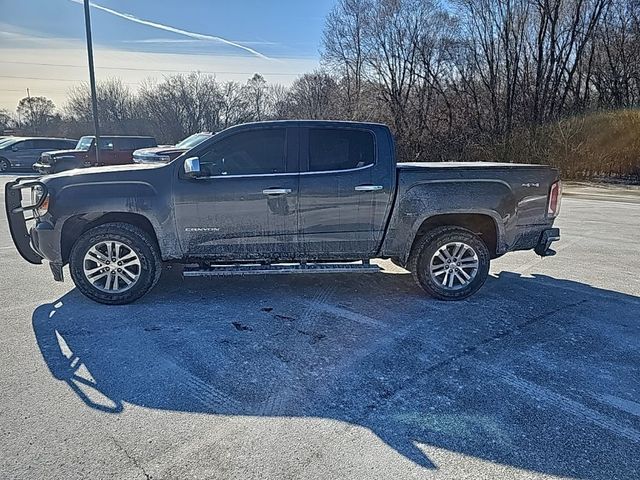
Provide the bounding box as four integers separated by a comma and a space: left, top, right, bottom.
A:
218, 81, 253, 128
266, 83, 291, 119
66, 78, 137, 134
322, 0, 372, 118
245, 74, 269, 121
138, 73, 223, 142
526, 0, 610, 124
283, 71, 342, 119
592, 0, 640, 107
0, 109, 14, 133
16, 96, 56, 133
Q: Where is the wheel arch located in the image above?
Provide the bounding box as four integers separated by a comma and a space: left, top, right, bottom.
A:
405, 213, 500, 265
61, 212, 159, 264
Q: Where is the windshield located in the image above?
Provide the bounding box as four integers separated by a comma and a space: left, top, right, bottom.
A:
0, 138, 18, 149
176, 133, 211, 149
76, 136, 94, 151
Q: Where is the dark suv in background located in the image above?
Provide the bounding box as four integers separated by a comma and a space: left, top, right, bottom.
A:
0, 137, 77, 172
34, 135, 156, 174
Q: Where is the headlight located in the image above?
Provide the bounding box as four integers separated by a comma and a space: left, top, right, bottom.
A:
30, 185, 49, 216
31, 185, 44, 205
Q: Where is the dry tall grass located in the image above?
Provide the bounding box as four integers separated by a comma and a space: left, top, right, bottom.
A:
472, 109, 640, 181
543, 109, 640, 180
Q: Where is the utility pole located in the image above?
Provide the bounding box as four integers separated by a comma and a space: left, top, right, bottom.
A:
26, 88, 36, 134
83, 0, 101, 165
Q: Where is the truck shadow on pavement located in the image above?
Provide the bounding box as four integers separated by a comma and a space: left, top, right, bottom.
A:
32, 269, 640, 479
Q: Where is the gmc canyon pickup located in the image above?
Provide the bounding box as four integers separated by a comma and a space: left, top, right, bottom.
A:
5, 121, 561, 304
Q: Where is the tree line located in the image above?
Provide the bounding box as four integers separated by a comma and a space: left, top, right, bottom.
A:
1, 0, 639, 180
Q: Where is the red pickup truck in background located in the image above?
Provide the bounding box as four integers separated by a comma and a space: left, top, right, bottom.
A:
33, 135, 157, 174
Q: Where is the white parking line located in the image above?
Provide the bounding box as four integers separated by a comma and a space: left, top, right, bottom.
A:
595, 394, 640, 418
480, 363, 640, 443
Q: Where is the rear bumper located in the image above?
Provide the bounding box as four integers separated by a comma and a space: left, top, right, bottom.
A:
534, 228, 561, 257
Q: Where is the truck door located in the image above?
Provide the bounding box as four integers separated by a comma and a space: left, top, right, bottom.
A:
95, 138, 117, 166
112, 138, 136, 165
298, 126, 394, 258
173, 126, 300, 259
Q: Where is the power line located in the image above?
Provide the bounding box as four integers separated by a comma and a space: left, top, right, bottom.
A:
0, 74, 141, 85
0, 60, 305, 77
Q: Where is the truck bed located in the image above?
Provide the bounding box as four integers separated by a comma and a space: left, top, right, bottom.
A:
382, 160, 560, 260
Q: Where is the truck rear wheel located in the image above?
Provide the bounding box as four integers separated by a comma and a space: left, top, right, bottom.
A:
69, 223, 161, 305
409, 226, 490, 300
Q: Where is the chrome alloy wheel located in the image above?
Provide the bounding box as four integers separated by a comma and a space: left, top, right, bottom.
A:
429, 241, 479, 290
83, 240, 141, 293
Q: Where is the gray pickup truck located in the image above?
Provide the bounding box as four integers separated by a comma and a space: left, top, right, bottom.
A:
5, 121, 561, 304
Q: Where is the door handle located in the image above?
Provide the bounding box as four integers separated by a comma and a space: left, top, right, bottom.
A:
354, 185, 383, 192
262, 188, 292, 195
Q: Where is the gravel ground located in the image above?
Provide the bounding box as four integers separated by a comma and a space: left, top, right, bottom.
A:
0, 174, 639, 480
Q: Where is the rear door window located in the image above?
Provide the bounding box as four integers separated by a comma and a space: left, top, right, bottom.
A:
53, 140, 71, 149
32, 139, 58, 149
115, 138, 134, 150
117, 138, 155, 150
308, 128, 375, 172
136, 138, 156, 148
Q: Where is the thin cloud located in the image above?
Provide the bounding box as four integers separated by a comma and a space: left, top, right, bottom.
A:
123, 38, 202, 44
123, 38, 279, 46
69, 0, 270, 60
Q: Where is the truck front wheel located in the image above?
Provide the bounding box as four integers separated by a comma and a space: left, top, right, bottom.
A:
409, 226, 490, 300
69, 223, 162, 305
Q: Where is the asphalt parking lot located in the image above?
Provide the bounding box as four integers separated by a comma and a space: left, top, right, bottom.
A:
0, 174, 638, 480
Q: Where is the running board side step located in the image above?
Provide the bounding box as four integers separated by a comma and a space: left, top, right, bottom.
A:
183, 262, 381, 277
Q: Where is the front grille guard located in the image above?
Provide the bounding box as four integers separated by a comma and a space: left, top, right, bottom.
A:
4, 177, 46, 264
7, 177, 48, 217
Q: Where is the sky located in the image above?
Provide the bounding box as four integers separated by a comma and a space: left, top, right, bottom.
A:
0, 0, 334, 112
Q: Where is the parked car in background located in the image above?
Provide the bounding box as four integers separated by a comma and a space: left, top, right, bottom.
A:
33, 135, 156, 174
133, 132, 213, 164
0, 137, 77, 172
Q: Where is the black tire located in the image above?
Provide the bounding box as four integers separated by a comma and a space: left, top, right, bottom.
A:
408, 226, 490, 300
0, 158, 10, 172
69, 222, 162, 305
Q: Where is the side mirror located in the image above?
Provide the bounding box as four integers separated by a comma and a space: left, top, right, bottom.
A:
183, 157, 202, 178
12, 146, 18, 152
